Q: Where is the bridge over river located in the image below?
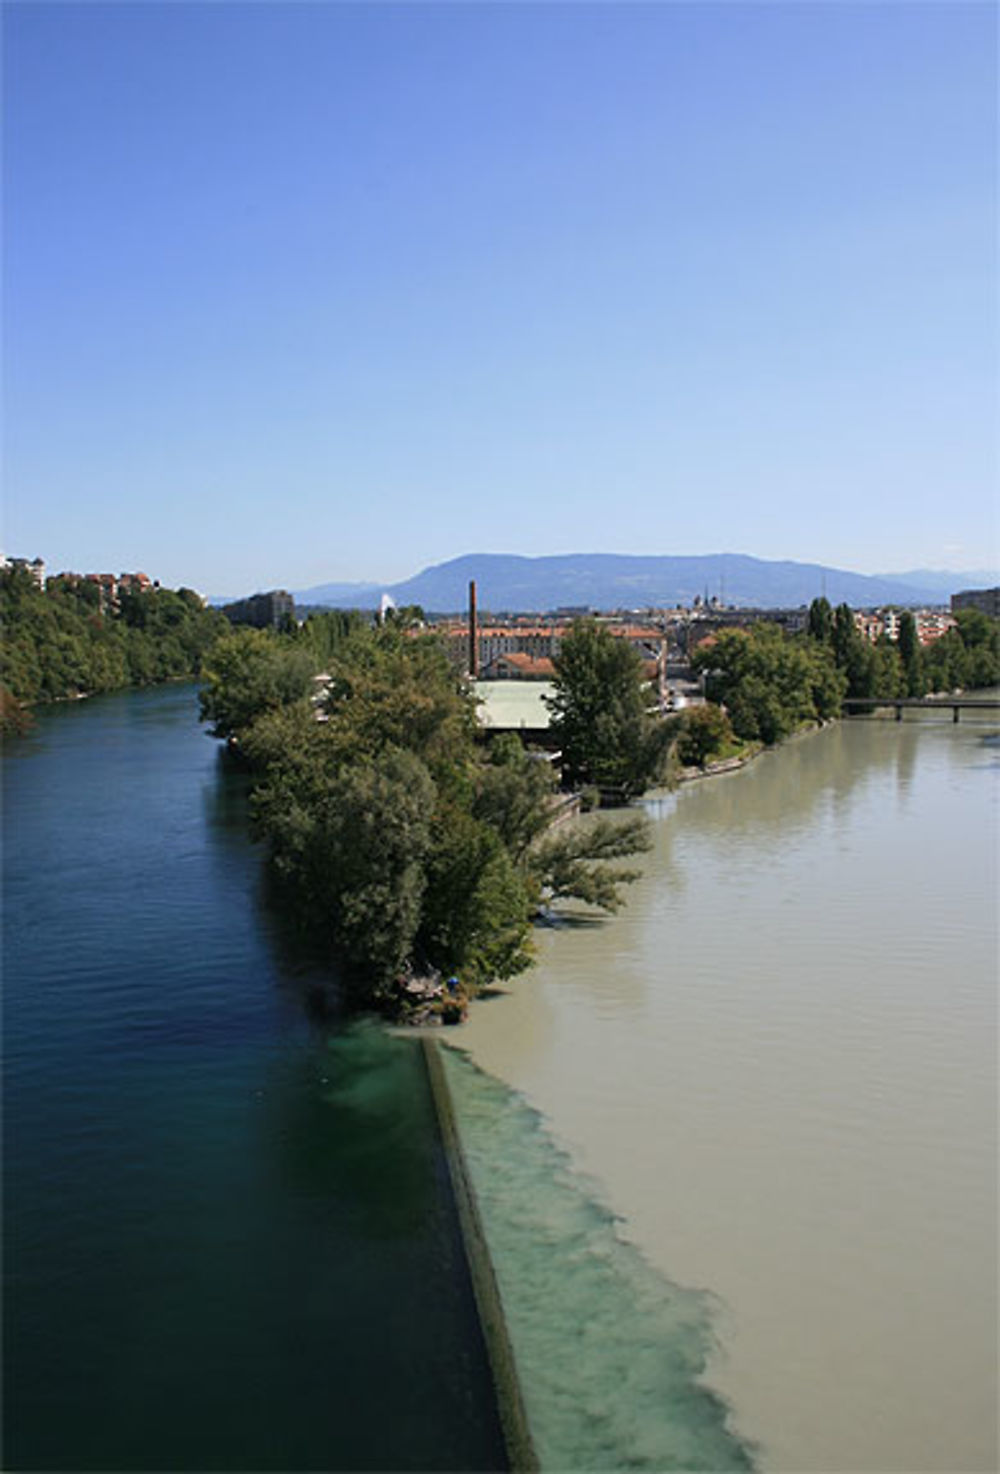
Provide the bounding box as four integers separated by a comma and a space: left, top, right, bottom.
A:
842, 696, 1000, 722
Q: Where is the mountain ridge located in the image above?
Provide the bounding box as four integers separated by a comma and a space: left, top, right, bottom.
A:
287, 553, 996, 613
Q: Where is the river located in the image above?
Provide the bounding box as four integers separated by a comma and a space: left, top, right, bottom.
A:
452, 710, 998, 1471
4, 688, 996, 1471
2, 685, 506, 1472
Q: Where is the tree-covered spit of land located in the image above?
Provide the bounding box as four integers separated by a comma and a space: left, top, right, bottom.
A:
0, 564, 228, 732
198, 611, 655, 1015
197, 602, 1000, 1012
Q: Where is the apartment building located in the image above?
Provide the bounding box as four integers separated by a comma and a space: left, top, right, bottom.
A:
951, 587, 1000, 618
853, 609, 956, 645
2, 556, 46, 587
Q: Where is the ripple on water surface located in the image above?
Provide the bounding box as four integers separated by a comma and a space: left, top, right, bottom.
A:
441, 1046, 755, 1472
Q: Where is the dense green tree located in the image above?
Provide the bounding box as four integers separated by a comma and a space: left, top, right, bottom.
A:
255, 744, 437, 1000
530, 813, 652, 913
922, 611, 1000, 692
204, 619, 652, 1008
296, 608, 370, 667
318, 627, 478, 785
691, 624, 845, 745
830, 604, 858, 669
418, 803, 534, 987
868, 639, 906, 699
383, 603, 426, 628
953, 607, 998, 651
827, 604, 896, 699
674, 702, 735, 767
471, 734, 556, 859
547, 619, 669, 798
921, 628, 964, 693
0, 567, 226, 724
198, 628, 318, 740
897, 611, 925, 696
807, 597, 834, 645
953, 609, 1000, 688
809, 602, 905, 700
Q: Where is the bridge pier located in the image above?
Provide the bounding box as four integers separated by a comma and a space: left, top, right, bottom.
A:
954, 705, 960, 723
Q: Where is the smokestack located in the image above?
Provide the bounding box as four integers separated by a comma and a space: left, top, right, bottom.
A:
469, 580, 479, 679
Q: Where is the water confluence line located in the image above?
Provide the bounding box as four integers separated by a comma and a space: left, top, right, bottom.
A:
422, 1036, 540, 1474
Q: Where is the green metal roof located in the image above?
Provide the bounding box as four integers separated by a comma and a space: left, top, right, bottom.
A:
473, 680, 555, 730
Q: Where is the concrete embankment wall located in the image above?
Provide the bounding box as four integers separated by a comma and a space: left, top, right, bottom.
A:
422, 1037, 539, 1474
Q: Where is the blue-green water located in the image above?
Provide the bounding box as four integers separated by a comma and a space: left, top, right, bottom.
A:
442, 1047, 754, 1471
3, 685, 506, 1471
4, 681, 763, 1472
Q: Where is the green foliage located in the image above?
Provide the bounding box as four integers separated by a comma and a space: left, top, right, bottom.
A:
382, 603, 426, 628
807, 597, 834, 645
923, 610, 999, 692
531, 813, 652, 913
547, 619, 669, 798
295, 608, 370, 667
896, 611, 925, 696
674, 702, 734, 767
418, 803, 535, 987
692, 624, 846, 745
830, 603, 858, 669
0, 567, 227, 712
868, 640, 906, 699
953, 607, 998, 653
790, 599, 998, 705
204, 619, 651, 1009
472, 735, 556, 858
319, 627, 478, 785
805, 602, 905, 700
198, 628, 318, 740
255, 743, 437, 1001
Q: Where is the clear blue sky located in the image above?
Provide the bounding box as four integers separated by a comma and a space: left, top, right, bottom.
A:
4, 1, 997, 596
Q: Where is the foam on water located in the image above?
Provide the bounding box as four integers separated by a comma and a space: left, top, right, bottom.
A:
441, 1045, 756, 1472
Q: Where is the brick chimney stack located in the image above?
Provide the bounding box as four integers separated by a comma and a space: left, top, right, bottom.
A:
469, 580, 479, 679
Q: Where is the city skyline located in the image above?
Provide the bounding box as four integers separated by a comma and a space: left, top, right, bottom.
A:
4, 2, 997, 592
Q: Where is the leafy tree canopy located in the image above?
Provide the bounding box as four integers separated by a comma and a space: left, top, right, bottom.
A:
1, 566, 226, 729
198, 627, 318, 740
204, 619, 652, 1008
692, 623, 845, 745
674, 702, 735, 767
546, 619, 669, 798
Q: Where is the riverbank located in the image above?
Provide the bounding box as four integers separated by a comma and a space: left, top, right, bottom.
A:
676, 718, 836, 783
677, 746, 762, 782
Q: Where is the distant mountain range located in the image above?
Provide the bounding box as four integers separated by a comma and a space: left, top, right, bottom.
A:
287, 553, 998, 614
871, 568, 1000, 597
